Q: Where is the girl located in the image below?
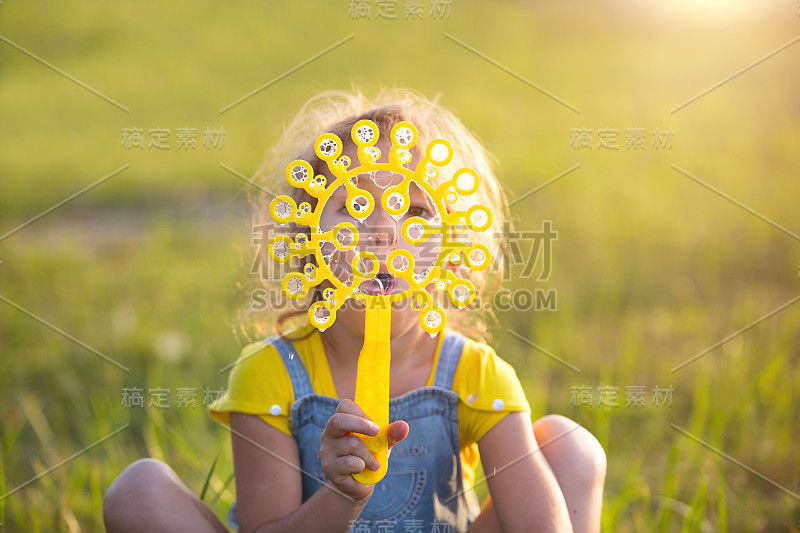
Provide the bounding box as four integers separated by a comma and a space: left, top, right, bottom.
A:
103, 89, 606, 533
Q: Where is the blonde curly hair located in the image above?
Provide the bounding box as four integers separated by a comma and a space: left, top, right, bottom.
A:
235, 88, 510, 344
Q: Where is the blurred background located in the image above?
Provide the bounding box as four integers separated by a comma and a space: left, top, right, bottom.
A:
1, 0, 798, 531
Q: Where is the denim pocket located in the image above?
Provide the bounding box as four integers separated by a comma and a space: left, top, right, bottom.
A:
358, 469, 427, 522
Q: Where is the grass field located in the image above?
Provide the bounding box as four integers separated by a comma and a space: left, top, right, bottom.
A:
1, 1, 799, 531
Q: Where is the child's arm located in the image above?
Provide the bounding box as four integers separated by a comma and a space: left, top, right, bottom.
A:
476, 412, 572, 533
229, 411, 373, 533
229, 400, 408, 533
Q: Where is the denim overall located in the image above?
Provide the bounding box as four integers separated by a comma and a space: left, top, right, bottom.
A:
227, 330, 481, 532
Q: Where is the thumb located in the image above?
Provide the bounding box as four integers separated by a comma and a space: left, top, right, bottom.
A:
387, 420, 409, 450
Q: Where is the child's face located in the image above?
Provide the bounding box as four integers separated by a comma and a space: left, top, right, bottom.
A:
315, 139, 448, 338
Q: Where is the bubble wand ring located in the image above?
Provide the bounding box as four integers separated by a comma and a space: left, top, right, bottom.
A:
267, 120, 493, 484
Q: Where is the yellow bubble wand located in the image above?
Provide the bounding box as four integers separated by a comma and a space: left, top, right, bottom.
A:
267, 120, 493, 484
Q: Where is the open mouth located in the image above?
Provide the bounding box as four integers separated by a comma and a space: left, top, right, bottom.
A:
360, 269, 396, 295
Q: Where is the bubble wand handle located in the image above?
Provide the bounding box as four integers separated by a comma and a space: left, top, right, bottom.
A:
351, 306, 391, 485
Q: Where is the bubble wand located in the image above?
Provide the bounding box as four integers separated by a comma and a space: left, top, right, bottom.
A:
267, 120, 493, 484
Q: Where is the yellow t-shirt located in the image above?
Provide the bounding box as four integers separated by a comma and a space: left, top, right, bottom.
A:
210, 325, 531, 492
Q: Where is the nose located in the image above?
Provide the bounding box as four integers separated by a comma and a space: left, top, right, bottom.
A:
363, 208, 398, 249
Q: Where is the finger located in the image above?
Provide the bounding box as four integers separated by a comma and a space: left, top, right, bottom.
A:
329, 454, 378, 485
329, 436, 381, 472
341, 454, 367, 475
324, 412, 380, 440
334, 398, 373, 421
325, 455, 366, 491
387, 420, 409, 449
327, 456, 377, 499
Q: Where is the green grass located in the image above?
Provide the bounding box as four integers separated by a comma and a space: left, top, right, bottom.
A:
1, 1, 799, 531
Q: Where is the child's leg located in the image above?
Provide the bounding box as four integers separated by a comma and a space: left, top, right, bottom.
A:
469, 414, 606, 533
103, 458, 229, 533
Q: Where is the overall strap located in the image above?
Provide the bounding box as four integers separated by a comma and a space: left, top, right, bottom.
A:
265, 336, 315, 400
432, 330, 467, 390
